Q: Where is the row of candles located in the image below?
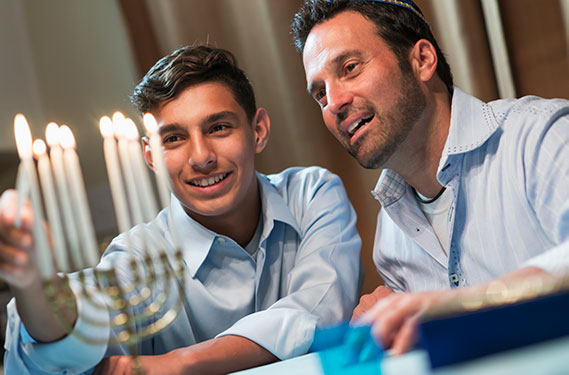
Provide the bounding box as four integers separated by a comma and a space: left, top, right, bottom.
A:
13, 112, 174, 279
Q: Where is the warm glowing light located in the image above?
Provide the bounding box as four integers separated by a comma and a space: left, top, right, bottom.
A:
125, 118, 140, 141
14, 114, 33, 159
33, 139, 47, 157
99, 116, 113, 138
45, 122, 61, 147
59, 125, 76, 149
112, 111, 126, 138
143, 113, 158, 135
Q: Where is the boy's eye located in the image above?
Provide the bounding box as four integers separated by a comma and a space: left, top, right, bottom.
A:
163, 134, 182, 144
211, 124, 230, 133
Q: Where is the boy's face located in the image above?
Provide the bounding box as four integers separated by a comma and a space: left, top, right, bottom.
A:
148, 82, 269, 223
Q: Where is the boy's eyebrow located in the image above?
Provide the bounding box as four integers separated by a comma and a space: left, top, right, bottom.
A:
306, 50, 363, 95
157, 123, 182, 137
157, 111, 241, 136
200, 111, 239, 126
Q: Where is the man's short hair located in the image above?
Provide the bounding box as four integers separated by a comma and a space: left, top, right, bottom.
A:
290, 0, 453, 95
131, 45, 257, 122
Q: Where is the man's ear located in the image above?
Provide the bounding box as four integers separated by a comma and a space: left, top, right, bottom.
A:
410, 39, 438, 83
252, 108, 271, 154
142, 137, 155, 171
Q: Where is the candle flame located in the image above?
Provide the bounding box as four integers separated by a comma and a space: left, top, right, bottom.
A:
33, 139, 47, 157
99, 116, 114, 138
45, 122, 61, 147
125, 118, 140, 141
143, 113, 158, 135
112, 111, 126, 138
14, 114, 33, 159
59, 125, 76, 149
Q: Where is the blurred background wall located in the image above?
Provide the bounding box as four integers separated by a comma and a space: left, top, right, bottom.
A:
0, 1, 568, 356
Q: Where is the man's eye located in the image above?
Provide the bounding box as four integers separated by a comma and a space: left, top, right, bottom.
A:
314, 89, 326, 104
345, 62, 358, 74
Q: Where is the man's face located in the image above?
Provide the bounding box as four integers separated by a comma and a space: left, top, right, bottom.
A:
302, 10, 426, 169
151, 82, 263, 222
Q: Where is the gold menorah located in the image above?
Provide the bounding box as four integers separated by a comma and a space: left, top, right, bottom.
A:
13, 112, 185, 375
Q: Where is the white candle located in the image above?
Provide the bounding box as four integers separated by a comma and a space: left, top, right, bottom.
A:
33, 139, 70, 272
14, 114, 53, 278
125, 118, 159, 222
14, 163, 29, 228
99, 116, 132, 236
113, 112, 144, 227
142, 113, 171, 210
142, 113, 179, 249
59, 125, 99, 268
46, 123, 83, 269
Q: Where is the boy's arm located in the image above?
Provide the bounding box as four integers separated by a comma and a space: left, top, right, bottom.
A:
94, 335, 278, 375
0, 189, 77, 343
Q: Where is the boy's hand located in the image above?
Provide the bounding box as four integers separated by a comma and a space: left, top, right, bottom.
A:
0, 189, 40, 288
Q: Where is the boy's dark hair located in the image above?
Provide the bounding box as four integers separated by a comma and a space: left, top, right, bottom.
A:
291, 0, 453, 95
131, 45, 257, 121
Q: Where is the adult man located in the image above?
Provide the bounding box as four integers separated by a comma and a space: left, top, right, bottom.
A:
1, 45, 362, 374
291, 0, 569, 354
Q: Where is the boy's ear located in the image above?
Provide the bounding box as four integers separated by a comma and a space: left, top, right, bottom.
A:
142, 137, 155, 170
253, 108, 271, 154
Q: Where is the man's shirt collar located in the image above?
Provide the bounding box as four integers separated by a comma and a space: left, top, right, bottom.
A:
372, 88, 500, 206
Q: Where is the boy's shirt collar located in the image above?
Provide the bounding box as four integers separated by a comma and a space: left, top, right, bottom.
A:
171, 172, 300, 278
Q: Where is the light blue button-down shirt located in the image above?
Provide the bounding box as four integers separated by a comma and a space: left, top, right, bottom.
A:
4, 167, 362, 374
372, 88, 569, 292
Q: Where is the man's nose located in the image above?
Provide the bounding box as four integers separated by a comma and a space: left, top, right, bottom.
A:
326, 82, 353, 115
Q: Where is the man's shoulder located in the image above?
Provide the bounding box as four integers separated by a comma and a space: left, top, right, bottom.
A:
489, 95, 569, 126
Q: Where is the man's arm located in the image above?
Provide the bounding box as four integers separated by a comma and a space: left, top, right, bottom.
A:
357, 266, 556, 355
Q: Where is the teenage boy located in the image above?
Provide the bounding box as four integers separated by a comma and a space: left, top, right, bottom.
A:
1, 45, 362, 374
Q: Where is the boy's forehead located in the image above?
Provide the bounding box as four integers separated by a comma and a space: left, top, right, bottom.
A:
155, 82, 246, 126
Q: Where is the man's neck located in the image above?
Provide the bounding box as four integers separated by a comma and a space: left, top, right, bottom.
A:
390, 87, 452, 197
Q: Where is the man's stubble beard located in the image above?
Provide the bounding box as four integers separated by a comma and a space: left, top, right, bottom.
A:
350, 70, 427, 170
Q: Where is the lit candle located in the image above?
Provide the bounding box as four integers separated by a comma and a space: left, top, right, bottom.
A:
14, 162, 29, 228
46, 123, 83, 269
59, 125, 99, 268
14, 114, 53, 278
113, 112, 144, 226
99, 116, 131, 235
142, 113, 171, 210
143, 113, 179, 249
125, 118, 159, 222
33, 139, 70, 272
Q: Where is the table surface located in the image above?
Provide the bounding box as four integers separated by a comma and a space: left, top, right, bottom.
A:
233, 335, 569, 375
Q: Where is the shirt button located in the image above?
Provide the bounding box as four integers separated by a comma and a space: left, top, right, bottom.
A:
450, 273, 459, 286
217, 237, 226, 243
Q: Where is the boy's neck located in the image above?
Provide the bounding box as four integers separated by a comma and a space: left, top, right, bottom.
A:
188, 179, 262, 248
